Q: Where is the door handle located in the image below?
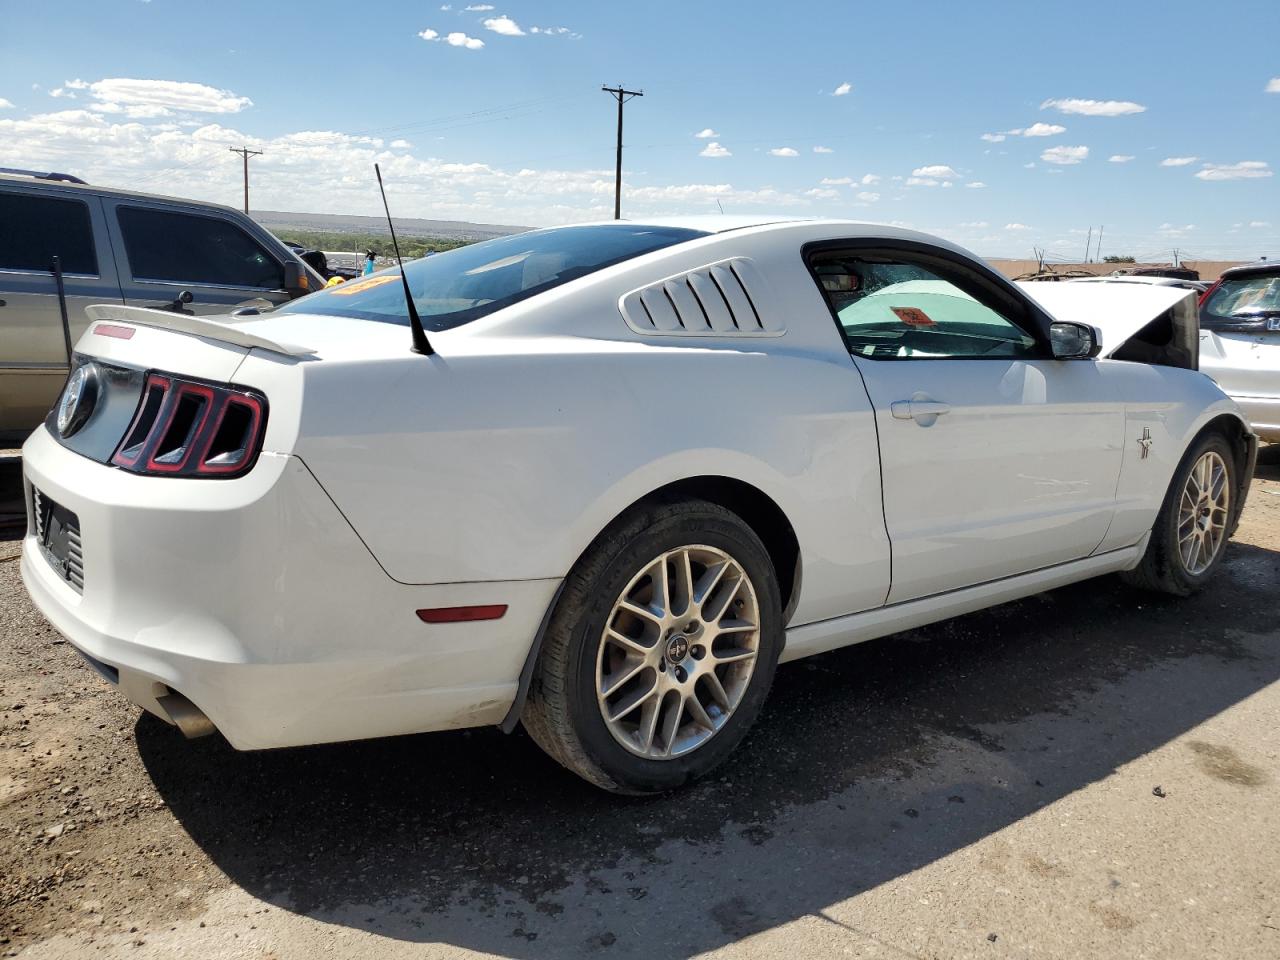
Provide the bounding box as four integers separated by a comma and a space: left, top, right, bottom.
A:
890, 399, 951, 422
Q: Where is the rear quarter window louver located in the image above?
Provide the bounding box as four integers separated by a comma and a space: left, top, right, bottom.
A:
619, 258, 784, 337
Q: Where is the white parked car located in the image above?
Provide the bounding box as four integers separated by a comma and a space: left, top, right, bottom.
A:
1197, 262, 1280, 452
20, 218, 1258, 794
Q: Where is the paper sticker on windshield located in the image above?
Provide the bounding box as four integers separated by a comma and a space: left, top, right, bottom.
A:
328, 275, 400, 295
892, 306, 935, 326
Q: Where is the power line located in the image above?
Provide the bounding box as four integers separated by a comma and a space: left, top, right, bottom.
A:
601, 84, 643, 220
228, 146, 263, 214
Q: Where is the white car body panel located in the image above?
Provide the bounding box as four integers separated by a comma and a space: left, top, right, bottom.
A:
1200, 329, 1280, 442
19, 219, 1254, 752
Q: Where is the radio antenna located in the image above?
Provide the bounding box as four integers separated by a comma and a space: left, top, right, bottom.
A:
374, 163, 433, 356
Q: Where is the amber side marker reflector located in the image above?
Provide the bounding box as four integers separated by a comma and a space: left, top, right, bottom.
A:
416, 604, 508, 624
94, 323, 136, 340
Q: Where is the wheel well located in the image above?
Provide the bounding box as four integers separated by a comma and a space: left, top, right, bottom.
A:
1197, 413, 1256, 531
631, 476, 802, 621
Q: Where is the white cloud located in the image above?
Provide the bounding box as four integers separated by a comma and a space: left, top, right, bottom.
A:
965, 181, 986, 188
699, 141, 731, 158
820, 176, 852, 185
65, 79, 89, 90
1265, 78, 1280, 93
1250, 220, 1271, 227
1195, 160, 1273, 181
390, 139, 411, 149
482, 15, 524, 36
911, 164, 960, 179
1158, 223, 1195, 236
694, 128, 718, 139
1022, 122, 1065, 137
1108, 154, 1135, 163
906, 176, 940, 187
831, 82, 852, 97
805, 187, 839, 199
464, 3, 494, 9
960, 221, 989, 228
86, 77, 252, 114
418, 28, 440, 39
860, 173, 880, 185
529, 26, 579, 37
1023, 161, 1036, 169
0, 98, 13, 110
769, 147, 799, 157
1160, 156, 1197, 167
440, 4, 451, 9
1004, 223, 1032, 231
856, 191, 879, 201
1040, 98, 1146, 116
1041, 144, 1089, 165
445, 31, 485, 48
941, 181, 953, 189
980, 133, 1006, 143
812, 145, 833, 154
50, 88, 76, 99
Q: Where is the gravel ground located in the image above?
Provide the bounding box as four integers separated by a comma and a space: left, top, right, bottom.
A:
1, 454, 1277, 959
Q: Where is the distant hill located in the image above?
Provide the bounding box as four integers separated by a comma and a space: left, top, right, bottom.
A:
251, 210, 529, 242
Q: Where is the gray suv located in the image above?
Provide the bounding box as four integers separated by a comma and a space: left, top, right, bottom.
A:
0, 172, 323, 441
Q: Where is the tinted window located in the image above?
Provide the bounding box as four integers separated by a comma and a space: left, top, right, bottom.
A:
277, 224, 708, 331
810, 253, 1037, 360
0, 192, 97, 275
118, 206, 284, 289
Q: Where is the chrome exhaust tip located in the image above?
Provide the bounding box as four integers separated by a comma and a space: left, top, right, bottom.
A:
156, 692, 217, 739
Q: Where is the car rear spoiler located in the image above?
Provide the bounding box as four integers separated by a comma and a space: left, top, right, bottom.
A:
84, 304, 316, 358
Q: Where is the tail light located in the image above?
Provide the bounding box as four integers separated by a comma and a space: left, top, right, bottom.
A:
111, 372, 267, 478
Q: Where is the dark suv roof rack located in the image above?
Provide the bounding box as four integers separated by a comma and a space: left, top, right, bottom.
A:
0, 167, 88, 184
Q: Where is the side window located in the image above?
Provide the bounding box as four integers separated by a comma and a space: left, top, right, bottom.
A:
117, 206, 284, 289
0, 192, 98, 275
809, 252, 1038, 360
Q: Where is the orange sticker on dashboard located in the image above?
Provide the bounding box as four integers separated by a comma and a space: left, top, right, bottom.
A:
891, 306, 935, 326
327, 274, 400, 295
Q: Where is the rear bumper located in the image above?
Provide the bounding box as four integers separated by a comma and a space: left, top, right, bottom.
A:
19, 426, 558, 749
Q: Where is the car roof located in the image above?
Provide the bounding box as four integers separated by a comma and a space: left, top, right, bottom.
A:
1219, 260, 1279, 279
0, 171, 245, 215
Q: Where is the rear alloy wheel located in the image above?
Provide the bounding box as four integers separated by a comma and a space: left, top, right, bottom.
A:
522, 499, 782, 793
1122, 431, 1237, 595
596, 545, 761, 760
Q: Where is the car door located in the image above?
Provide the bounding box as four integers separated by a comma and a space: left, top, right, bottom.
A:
0, 188, 124, 436
806, 241, 1125, 604
103, 201, 294, 314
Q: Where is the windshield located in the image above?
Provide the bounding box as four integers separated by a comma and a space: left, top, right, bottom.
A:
1202, 273, 1280, 332
276, 224, 708, 330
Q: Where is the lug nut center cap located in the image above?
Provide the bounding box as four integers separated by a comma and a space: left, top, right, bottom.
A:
666, 635, 690, 664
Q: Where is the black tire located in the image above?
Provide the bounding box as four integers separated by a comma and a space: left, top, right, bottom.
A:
521, 498, 783, 794
1257, 442, 1280, 466
1121, 430, 1237, 596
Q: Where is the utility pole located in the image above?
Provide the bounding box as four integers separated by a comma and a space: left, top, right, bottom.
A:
1095, 225, 1104, 262
1084, 226, 1092, 263
601, 85, 643, 220
229, 146, 263, 215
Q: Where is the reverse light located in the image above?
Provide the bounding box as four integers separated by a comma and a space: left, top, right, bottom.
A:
111, 372, 267, 478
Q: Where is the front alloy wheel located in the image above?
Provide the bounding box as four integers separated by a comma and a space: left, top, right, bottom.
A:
1176, 450, 1230, 575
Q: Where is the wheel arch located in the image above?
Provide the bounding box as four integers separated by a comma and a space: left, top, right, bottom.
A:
500, 473, 803, 734
1192, 412, 1257, 534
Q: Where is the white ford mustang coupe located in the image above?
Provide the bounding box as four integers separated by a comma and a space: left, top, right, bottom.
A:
21, 218, 1257, 793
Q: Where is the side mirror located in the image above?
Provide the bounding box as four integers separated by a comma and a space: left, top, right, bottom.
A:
283, 260, 309, 298
1050, 321, 1101, 359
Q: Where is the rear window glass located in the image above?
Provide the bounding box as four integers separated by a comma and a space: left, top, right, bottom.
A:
118, 206, 285, 289
0, 192, 97, 275
1203, 274, 1280, 322
276, 224, 708, 331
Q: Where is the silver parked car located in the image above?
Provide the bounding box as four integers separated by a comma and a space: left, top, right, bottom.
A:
1198, 262, 1280, 455
0, 171, 323, 441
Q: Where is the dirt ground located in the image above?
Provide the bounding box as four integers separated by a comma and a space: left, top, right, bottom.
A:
1, 452, 1277, 959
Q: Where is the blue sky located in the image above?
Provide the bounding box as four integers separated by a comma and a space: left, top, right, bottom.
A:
1, 0, 1277, 261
